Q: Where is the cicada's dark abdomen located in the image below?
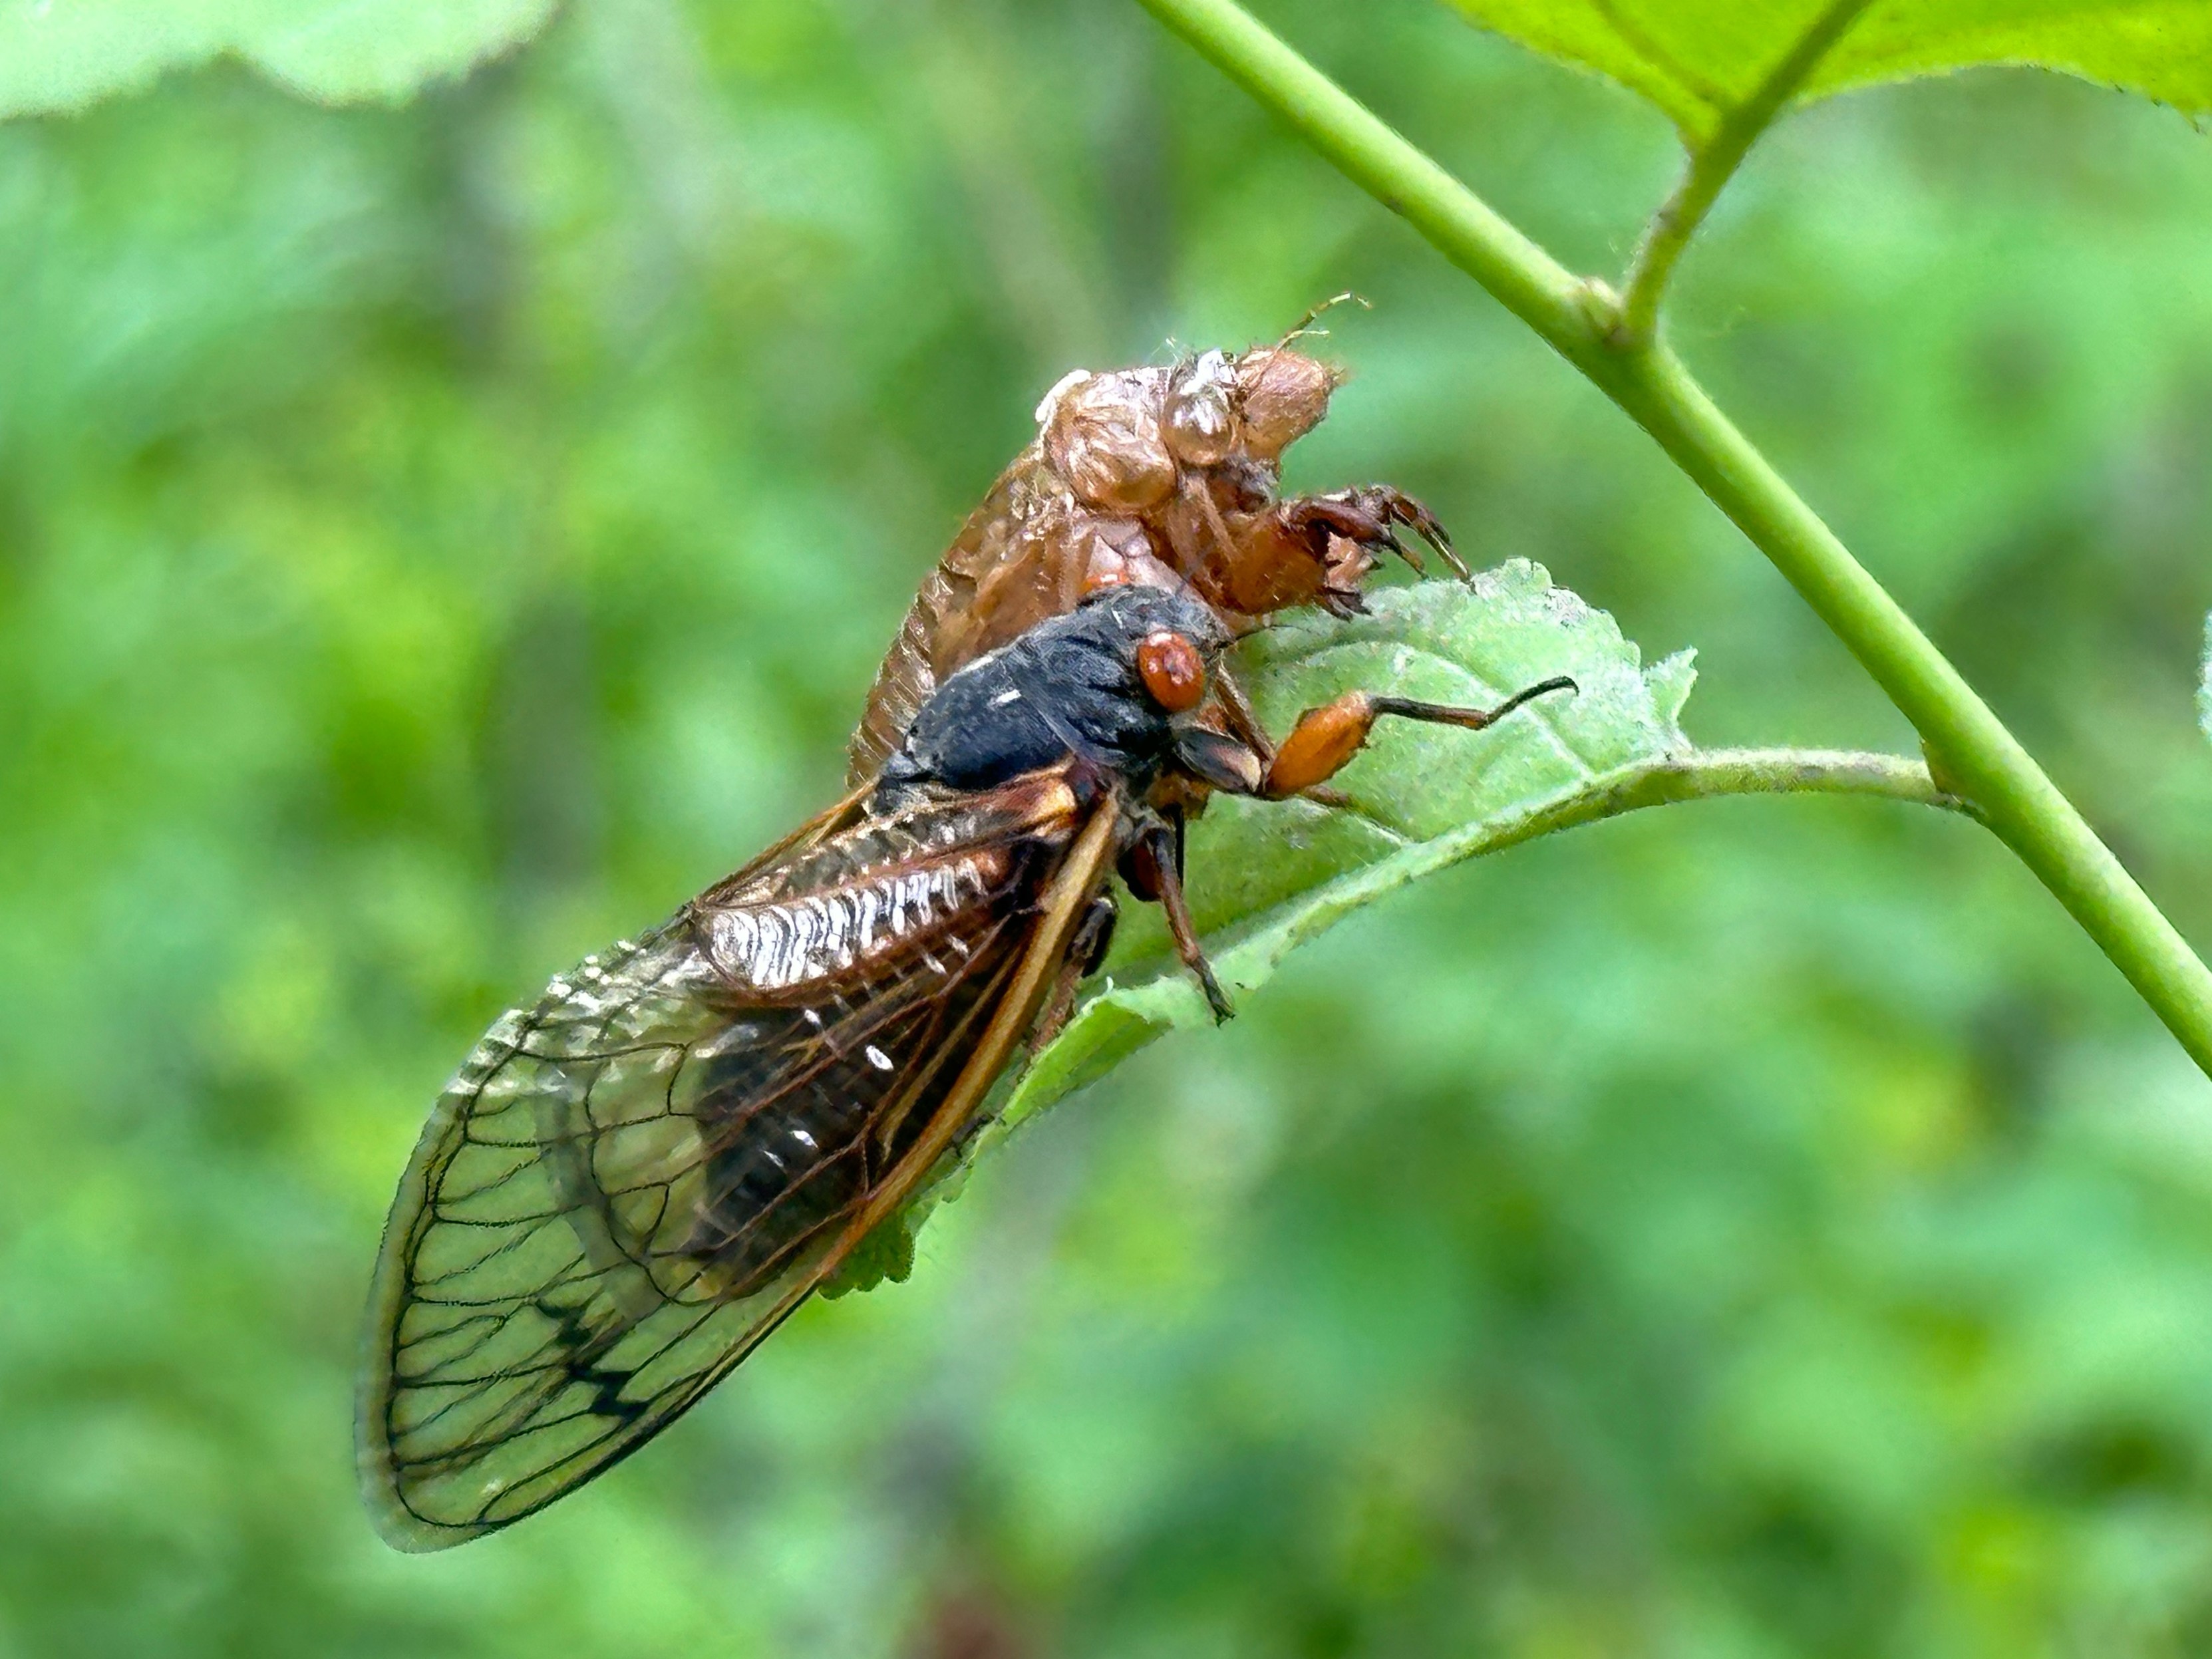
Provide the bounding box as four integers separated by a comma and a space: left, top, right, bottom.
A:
679, 955, 1009, 1296
674, 790, 1076, 1298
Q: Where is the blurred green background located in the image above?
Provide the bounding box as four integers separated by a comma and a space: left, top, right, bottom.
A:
6, 1, 2212, 1654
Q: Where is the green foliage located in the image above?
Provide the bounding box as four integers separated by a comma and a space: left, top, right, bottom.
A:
0, 0, 555, 117
1152, 0, 2212, 1061
5, 1, 2212, 1654
1445, 0, 2212, 140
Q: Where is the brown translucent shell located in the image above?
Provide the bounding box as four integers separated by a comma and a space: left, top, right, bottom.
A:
846, 341, 1351, 784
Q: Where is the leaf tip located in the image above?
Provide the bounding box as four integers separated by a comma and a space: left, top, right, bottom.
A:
2199, 613, 2211, 747
1646, 648, 1698, 735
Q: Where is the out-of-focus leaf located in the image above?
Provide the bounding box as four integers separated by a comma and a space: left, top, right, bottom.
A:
1445, 0, 2212, 141
9, 5, 2209, 1639
840, 563, 1697, 1290
0, 0, 557, 118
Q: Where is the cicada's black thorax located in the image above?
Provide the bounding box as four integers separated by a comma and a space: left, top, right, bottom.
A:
678, 590, 1240, 1304
874, 585, 1229, 806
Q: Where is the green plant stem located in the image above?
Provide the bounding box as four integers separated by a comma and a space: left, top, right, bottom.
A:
1344, 748, 1972, 870
1323, 748, 1971, 904
1132, 0, 2212, 1077
1533, 746, 1961, 825
1615, 0, 1875, 343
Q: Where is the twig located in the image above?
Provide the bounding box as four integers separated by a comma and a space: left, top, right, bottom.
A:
1130, 0, 2212, 1078
1615, 0, 1877, 345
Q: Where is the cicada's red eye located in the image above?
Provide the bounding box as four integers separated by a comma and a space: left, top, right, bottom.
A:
1136, 629, 1205, 713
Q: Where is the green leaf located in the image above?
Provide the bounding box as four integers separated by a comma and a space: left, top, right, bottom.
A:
1006, 561, 1693, 1124
1444, 0, 2212, 141
828, 561, 1702, 1294
0, 0, 558, 119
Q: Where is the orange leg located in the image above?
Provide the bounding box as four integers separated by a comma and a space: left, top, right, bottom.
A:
1261, 676, 1576, 798
1138, 676, 1572, 1022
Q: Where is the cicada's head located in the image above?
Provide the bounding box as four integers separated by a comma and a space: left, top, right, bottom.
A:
880, 585, 1235, 801
1225, 343, 1343, 464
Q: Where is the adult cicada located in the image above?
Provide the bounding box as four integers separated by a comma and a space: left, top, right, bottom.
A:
847, 323, 1468, 784
358, 583, 1570, 1549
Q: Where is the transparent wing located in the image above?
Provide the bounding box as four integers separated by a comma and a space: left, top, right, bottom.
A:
357, 810, 1052, 1550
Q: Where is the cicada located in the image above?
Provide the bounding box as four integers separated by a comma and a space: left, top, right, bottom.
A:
357, 583, 1570, 1549
848, 322, 1469, 784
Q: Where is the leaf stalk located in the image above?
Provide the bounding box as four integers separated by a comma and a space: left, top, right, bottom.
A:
1614, 0, 1877, 345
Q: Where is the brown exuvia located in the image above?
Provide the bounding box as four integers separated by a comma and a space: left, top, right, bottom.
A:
846, 335, 1469, 784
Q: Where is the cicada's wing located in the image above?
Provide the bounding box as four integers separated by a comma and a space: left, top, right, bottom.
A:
357, 774, 1102, 1550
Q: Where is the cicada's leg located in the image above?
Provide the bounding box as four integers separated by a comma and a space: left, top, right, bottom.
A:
1258, 676, 1577, 800
1028, 895, 1119, 1054
1268, 486, 1468, 581
1209, 664, 1275, 768
1120, 814, 1233, 1024
1191, 486, 1465, 621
